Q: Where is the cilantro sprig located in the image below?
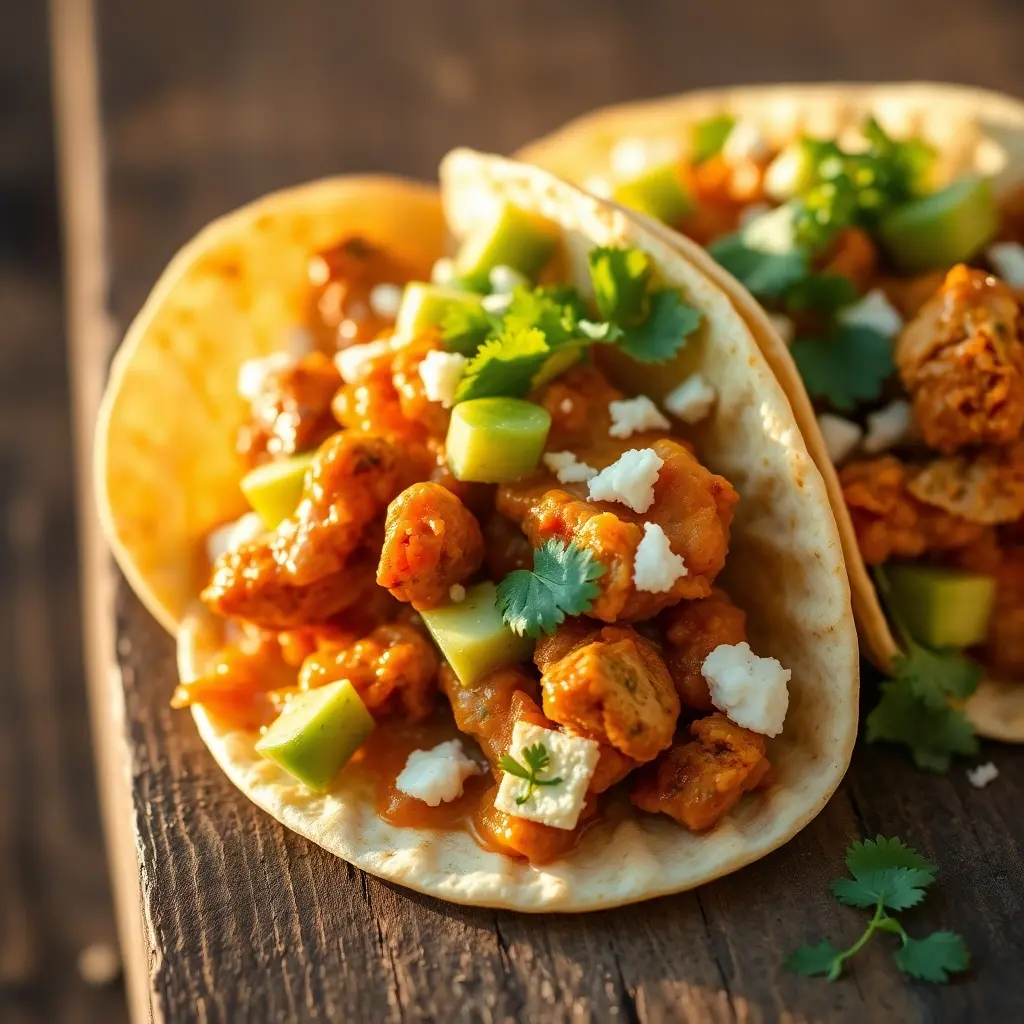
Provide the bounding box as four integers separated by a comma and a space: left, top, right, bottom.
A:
787, 836, 969, 983
866, 568, 980, 772
498, 743, 563, 804
496, 538, 604, 637
790, 324, 894, 412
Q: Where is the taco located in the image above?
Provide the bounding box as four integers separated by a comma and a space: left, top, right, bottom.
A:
521, 83, 1024, 749
96, 151, 857, 910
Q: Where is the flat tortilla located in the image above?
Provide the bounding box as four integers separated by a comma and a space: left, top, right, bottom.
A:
519, 82, 1024, 742
96, 155, 858, 910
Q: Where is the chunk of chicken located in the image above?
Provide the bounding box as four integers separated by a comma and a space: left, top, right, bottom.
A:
298, 622, 438, 721
895, 265, 1024, 453
376, 483, 484, 609
498, 438, 736, 621
840, 456, 986, 565
661, 590, 747, 711
237, 351, 342, 466
539, 624, 680, 764
536, 364, 623, 450
203, 432, 431, 628
631, 713, 769, 831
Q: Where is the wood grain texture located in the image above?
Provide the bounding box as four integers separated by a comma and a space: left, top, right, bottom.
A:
86, 0, 1024, 1020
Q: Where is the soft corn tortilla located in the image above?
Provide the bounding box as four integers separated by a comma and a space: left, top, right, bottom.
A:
520, 83, 1024, 742
96, 154, 858, 911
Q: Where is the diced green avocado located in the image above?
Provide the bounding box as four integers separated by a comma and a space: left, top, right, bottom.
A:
879, 176, 998, 273
454, 202, 561, 286
612, 163, 693, 226
692, 114, 736, 164
420, 582, 534, 685
241, 452, 316, 529
394, 282, 484, 340
886, 565, 996, 650
254, 680, 375, 791
446, 397, 551, 483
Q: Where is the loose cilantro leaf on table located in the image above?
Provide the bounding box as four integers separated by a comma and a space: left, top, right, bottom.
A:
786, 836, 968, 984
454, 326, 551, 402
496, 538, 604, 637
790, 324, 894, 411
865, 568, 981, 771
498, 743, 563, 805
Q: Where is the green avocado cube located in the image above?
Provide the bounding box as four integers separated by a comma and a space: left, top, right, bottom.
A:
886, 564, 996, 650
254, 680, 375, 791
454, 202, 561, 286
421, 582, 534, 685
879, 176, 998, 273
395, 282, 484, 340
446, 397, 551, 483
240, 452, 316, 529
612, 163, 693, 226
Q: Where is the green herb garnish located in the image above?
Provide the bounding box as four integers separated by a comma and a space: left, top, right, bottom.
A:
790, 324, 894, 411
441, 303, 500, 355
693, 114, 736, 164
454, 326, 551, 403
865, 568, 980, 772
786, 836, 969, 983
498, 743, 564, 804
496, 538, 604, 637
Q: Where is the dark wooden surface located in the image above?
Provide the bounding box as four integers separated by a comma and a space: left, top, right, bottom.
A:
0, 3, 128, 1023
74, 0, 1024, 1021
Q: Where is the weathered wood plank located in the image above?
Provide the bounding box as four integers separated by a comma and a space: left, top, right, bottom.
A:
89, 1, 1024, 1021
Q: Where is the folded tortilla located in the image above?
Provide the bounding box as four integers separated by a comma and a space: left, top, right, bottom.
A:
520, 83, 1024, 743
95, 152, 858, 910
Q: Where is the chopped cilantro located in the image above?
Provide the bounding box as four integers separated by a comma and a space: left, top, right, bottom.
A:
588, 246, 702, 364
784, 272, 859, 317
498, 743, 563, 804
454, 327, 551, 403
790, 324, 894, 411
503, 285, 589, 349
693, 114, 736, 164
786, 836, 968, 983
865, 568, 981, 771
496, 538, 604, 637
441, 303, 500, 355
709, 211, 811, 302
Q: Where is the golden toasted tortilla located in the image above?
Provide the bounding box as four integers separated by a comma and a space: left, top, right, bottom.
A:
520, 83, 1024, 742
96, 154, 858, 910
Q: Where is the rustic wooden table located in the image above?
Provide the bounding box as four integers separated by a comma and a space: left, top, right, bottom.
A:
57, 0, 1024, 1021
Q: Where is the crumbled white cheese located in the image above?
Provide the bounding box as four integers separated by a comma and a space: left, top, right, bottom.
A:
494, 721, 599, 830
431, 257, 455, 285
395, 740, 482, 806
721, 119, 770, 165
237, 352, 296, 402
206, 512, 265, 564
543, 450, 598, 484
663, 374, 717, 424
608, 395, 671, 439
609, 136, 681, 180
334, 339, 392, 383
449, 583, 466, 603
701, 642, 790, 737
418, 349, 467, 408
862, 400, 912, 455
588, 448, 663, 514
838, 288, 904, 338
817, 413, 863, 465
767, 313, 796, 346
369, 283, 404, 320
739, 201, 772, 228
489, 264, 528, 295
481, 292, 513, 315
633, 522, 688, 593
966, 761, 999, 789
986, 241, 1024, 287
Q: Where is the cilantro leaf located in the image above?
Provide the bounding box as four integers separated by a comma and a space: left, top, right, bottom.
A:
709, 230, 810, 301
496, 538, 604, 637
589, 246, 653, 324
441, 303, 500, 356
785, 942, 844, 980
499, 742, 563, 805
894, 932, 970, 983
497, 754, 531, 781
785, 273, 859, 317
693, 114, 736, 164
790, 324, 894, 411
832, 868, 934, 912
618, 289, 702, 364
454, 326, 550, 403
866, 678, 978, 772
845, 836, 937, 879
891, 643, 981, 709
503, 285, 584, 349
